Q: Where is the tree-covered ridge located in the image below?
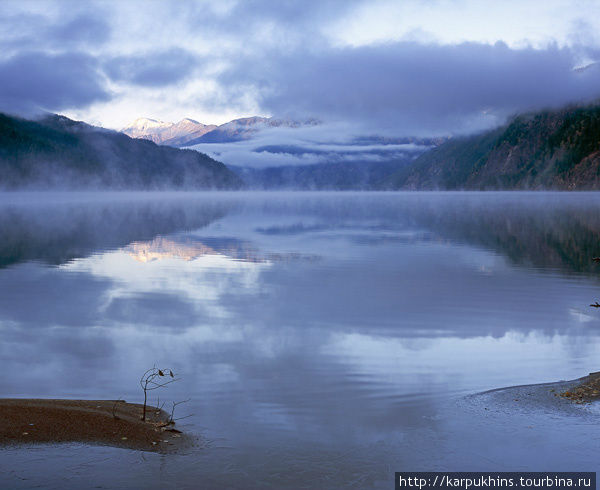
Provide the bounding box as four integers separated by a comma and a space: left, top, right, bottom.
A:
0, 113, 242, 189
384, 103, 600, 190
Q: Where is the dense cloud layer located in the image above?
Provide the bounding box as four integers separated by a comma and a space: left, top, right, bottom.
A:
218, 41, 600, 135
104, 49, 200, 87
0, 51, 110, 115
2, 0, 600, 135
0, 11, 111, 54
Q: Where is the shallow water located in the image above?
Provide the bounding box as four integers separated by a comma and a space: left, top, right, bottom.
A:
1, 191, 600, 489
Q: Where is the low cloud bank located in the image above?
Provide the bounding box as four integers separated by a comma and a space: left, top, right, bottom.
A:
190, 124, 432, 169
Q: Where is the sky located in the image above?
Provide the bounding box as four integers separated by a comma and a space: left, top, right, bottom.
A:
2, 0, 600, 137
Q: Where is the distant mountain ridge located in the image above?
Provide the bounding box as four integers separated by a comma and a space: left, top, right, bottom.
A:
0, 113, 242, 189
122, 116, 319, 147
384, 103, 600, 190
18, 102, 600, 191
122, 117, 217, 146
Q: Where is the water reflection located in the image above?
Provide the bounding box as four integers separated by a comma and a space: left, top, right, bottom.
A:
2, 192, 600, 488
126, 237, 267, 264
0, 192, 233, 269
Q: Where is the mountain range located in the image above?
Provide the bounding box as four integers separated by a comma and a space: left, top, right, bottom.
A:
122, 118, 217, 146
6, 102, 600, 191
122, 116, 319, 147
0, 113, 241, 189
121, 115, 434, 188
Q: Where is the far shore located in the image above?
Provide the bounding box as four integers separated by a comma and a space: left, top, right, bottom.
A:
0, 398, 190, 453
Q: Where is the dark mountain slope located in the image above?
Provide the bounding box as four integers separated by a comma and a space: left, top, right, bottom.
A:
231, 158, 415, 190
385, 104, 600, 190
0, 113, 242, 190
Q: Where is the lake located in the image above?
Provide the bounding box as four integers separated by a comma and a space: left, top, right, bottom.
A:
1, 191, 600, 489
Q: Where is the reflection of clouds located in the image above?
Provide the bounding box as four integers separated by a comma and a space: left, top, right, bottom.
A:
0, 263, 113, 327
61, 246, 272, 322
569, 308, 596, 323
324, 331, 600, 394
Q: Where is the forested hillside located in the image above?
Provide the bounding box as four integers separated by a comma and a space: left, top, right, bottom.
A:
0, 114, 242, 189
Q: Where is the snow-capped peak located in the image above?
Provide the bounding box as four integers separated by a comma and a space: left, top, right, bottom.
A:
125, 117, 173, 132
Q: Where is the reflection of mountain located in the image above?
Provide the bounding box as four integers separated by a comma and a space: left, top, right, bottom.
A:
251, 194, 600, 276
127, 237, 217, 262
126, 236, 267, 264
3, 193, 600, 276
0, 198, 232, 268
126, 236, 319, 264
382, 195, 600, 275
417, 198, 600, 274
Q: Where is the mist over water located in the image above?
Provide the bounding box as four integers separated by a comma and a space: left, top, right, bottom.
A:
2, 191, 600, 489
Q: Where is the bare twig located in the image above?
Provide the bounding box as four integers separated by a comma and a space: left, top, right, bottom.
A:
154, 397, 165, 413
168, 398, 191, 424
112, 398, 123, 420
173, 413, 194, 422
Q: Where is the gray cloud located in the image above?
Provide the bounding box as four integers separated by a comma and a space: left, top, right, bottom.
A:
50, 13, 111, 46
183, 0, 358, 40
104, 49, 200, 87
0, 10, 111, 55
218, 41, 600, 135
0, 51, 110, 115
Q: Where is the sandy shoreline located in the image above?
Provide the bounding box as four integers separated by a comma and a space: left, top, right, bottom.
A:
3, 374, 597, 454
0, 398, 190, 453
466, 371, 600, 418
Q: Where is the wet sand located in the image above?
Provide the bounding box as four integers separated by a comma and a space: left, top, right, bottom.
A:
0, 399, 190, 453
467, 371, 600, 417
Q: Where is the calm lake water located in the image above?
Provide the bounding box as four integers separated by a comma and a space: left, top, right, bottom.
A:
1, 191, 600, 489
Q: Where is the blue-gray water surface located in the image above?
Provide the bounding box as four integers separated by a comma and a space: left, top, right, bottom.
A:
1, 191, 600, 489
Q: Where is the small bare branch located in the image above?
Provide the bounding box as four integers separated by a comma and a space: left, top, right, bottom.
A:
112, 398, 123, 420
154, 397, 165, 412
168, 398, 191, 424
173, 413, 194, 422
